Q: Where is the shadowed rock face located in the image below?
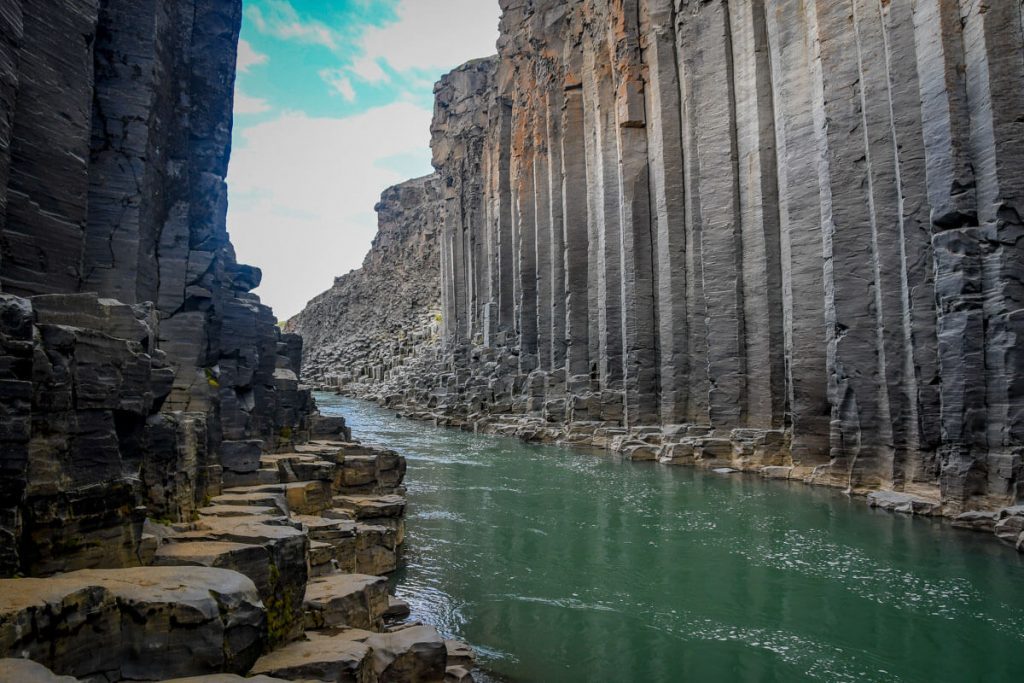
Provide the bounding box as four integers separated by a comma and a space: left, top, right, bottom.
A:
0, 0, 315, 577
305, 0, 1024, 523
287, 174, 444, 388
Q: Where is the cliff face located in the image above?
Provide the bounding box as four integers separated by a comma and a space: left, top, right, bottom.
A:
0, 0, 315, 577
288, 174, 443, 388
317, 0, 1024, 525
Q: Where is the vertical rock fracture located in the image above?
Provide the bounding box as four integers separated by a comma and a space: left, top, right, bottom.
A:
299, 0, 1024, 542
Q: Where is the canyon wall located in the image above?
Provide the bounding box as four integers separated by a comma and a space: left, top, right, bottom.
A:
316, 0, 1024, 524
0, 0, 315, 577
288, 175, 443, 388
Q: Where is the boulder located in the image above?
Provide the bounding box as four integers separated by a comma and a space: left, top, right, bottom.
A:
867, 491, 941, 516
0, 568, 265, 680
363, 625, 447, 682
303, 574, 389, 630
443, 641, 475, 668
179, 516, 309, 645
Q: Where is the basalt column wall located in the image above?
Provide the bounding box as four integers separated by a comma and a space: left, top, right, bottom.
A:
0, 0, 314, 577
428, 0, 1024, 514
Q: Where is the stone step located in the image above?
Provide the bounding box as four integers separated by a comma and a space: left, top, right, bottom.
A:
174, 517, 309, 644
303, 574, 389, 630
249, 629, 372, 682
221, 481, 333, 516
197, 505, 279, 518
333, 494, 406, 520
293, 515, 357, 542
209, 491, 287, 516
262, 453, 337, 483
153, 542, 272, 598
222, 468, 283, 489
253, 625, 450, 683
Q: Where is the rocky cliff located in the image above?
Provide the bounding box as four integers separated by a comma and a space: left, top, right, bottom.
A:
0, 5, 472, 682
288, 174, 443, 388
0, 0, 318, 577
311, 0, 1024, 543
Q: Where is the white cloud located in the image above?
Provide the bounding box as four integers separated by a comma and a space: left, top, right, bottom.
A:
237, 39, 269, 72
319, 68, 357, 102
234, 90, 272, 115
226, 103, 435, 318
353, 0, 499, 78
351, 57, 389, 84
229, 1, 501, 319
247, 0, 337, 49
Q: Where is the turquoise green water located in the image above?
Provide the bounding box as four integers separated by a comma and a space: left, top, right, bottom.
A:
317, 394, 1024, 682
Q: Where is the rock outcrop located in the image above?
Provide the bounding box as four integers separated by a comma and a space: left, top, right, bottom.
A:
0, 567, 266, 680
309, 0, 1024, 544
288, 175, 444, 388
0, 1, 469, 681
0, 0, 316, 577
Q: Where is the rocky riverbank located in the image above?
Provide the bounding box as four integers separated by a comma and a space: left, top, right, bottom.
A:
0, 434, 477, 682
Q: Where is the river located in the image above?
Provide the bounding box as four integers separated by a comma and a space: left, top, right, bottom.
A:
316, 393, 1023, 682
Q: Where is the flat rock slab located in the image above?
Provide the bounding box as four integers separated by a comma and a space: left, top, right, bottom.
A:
0, 568, 265, 681
334, 495, 406, 520
250, 629, 373, 682
867, 491, 940, 516
304, 574, 389, 630
0, 659, 78, 682
154, 542, 272, 596
209, 492, 287, 515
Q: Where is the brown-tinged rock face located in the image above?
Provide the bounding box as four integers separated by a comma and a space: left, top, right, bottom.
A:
0, 0, 318, 576
296, 0, 1024, 542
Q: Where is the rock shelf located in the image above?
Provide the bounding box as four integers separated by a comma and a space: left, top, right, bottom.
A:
0, 439, 475, 682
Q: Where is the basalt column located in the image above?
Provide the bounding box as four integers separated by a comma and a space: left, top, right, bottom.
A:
0, 0, 316, 576
409, 0, 1024, 517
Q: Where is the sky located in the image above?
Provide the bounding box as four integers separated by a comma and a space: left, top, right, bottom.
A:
227, 0, 501, 320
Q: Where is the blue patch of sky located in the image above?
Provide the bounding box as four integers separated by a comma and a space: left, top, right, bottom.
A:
234, 1, 437, 127
235, 0, 392, 120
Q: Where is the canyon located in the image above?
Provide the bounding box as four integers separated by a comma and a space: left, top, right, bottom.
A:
1, 0, 1023, 680
0, 1, 472, 681
292, 0, 1024, 552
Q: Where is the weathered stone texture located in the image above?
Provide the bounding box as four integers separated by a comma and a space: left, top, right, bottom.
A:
0, 0, 314, 576
303, 0, 1024, 533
